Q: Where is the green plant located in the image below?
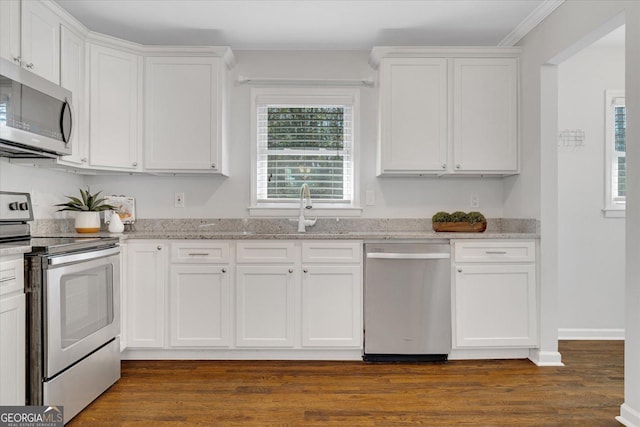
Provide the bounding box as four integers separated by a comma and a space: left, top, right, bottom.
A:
466, 211, 486, 224
432, 211, 452, 223
55, 187, 115, 212
450, 211, 468, 222
431, 210, 487, 223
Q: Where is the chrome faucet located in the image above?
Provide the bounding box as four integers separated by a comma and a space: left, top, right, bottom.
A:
297, 183, 317, 232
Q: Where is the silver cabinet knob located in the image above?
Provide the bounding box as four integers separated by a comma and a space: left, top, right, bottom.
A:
12, 56, 21, 64
442, 163, 446, 169
303, 268, 308, 273
132, 162, 138, 167
221, 267, 227, 273
455, 164, 461, 169
211, 163, 216, 169
81, 157, 87, 163
457, 268, 463, 273
25, 63, 34, 69
157, 245, 162, 250
288, 268, 293, 274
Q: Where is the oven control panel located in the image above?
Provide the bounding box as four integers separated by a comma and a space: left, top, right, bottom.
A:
0, 191, 33, 222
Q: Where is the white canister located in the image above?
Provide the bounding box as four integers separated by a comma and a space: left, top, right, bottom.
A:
108, 211, 125, 233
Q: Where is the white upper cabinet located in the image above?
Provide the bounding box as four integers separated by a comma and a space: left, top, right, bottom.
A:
452, 58, 518, 173
0, 0, 21, 66
144, 56, 227, 173
88, 43, 141, 170
372, 48, 520, 176
59, 26, 87, 166
1, 0, 61, 83
378, 58, 448, 174
20, 0, 60, 83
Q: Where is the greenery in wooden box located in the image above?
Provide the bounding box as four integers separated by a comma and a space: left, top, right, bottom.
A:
431, 211, 487, 232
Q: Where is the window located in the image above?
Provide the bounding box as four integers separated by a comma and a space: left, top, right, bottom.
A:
604, 90, 626, 217
250, 88, 360, 216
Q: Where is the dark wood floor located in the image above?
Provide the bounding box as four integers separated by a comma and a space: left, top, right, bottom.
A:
68, 341, 624, 426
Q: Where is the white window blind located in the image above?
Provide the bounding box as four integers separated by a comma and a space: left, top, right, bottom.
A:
612, 101, 626, 201
256, 104, 354, 204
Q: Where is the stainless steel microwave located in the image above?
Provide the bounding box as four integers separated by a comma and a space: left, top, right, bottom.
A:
0, 57, 73, 158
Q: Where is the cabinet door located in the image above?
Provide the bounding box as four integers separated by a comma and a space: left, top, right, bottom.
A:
20, 0, 60, 83
59, 26, 87, 166
126, 242, 166, 348
236, 265, 295, 347
378, 58, 448, 174
0, 293, 25, 405
454, 263, 536, 347
89, 43, 140, 170
0, 0, 21, 65
453, 58, 518, 173
302, 265, 361, 347
144, 56, 220, 171
169, 265, 230, 347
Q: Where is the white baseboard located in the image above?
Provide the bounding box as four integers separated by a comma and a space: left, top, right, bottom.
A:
121, 348, 363, 360
617, 403, 640, 427
558, 328, 625, 340
528, 349, 564, 366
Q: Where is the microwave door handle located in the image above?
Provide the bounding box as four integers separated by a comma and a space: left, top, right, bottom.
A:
60, 98, 73, 145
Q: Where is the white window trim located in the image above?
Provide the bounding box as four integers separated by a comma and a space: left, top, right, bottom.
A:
603, 90, 625, 218
249, 87, 362, 217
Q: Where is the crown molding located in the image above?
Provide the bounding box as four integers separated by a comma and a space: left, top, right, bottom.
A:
369, 46, 522, 69
498, 0, 565, 46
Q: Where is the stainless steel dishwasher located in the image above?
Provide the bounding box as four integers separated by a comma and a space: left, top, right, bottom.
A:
363, 242, 451, 362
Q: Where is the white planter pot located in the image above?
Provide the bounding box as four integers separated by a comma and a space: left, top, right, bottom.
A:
75, 211, 101, 233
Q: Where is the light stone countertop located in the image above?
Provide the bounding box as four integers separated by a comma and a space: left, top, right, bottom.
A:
0, 242, 32, 257
28, 217, 540, 241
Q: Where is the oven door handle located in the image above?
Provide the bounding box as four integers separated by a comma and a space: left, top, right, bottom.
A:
48, 246, 120, 266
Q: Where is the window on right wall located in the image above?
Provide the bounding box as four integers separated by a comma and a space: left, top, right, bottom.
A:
604, 90, 626, 218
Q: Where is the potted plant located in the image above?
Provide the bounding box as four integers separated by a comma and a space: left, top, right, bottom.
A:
432, 210, 487, 232
55, 188, 115, 233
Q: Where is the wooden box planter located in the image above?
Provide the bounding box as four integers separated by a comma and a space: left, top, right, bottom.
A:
432, 221, 487, 233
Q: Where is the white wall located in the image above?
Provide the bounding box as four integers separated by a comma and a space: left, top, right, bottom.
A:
3, 50, 505, 219
0, 158, 86, 219
513, 1, 640, 423
557, 43, 625, 337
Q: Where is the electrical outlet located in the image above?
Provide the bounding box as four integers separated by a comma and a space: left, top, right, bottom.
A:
470, 194, 480, 208
174, 192, 185, 208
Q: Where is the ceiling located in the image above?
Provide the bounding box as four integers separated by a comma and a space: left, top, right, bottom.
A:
54, 0, 563, 50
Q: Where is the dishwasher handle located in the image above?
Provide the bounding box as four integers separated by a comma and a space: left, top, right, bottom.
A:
366, 252, 450, 260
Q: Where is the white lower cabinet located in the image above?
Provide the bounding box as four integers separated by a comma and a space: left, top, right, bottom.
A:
452, 240, 537, 349
124, 239, 363, 358
170, 265, 231, 347
0, 256, 26, 405
236, 265, 295, 347
126, 241, 167, 348
169, 241, 231, 347
302, 265, 361, 347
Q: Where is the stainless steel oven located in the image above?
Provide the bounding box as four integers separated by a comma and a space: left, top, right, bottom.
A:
26, 239, 121, 425
0, 191, 121, 424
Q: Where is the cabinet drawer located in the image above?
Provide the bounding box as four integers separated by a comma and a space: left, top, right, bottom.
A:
171, 241, 230, 263
302, 241, 362, 263
0, 258, 24, 296
236, 242, 295, 263
453, 240, 535, 263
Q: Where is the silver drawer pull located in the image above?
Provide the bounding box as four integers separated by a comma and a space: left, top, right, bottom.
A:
0, 276, 17, 283
485, 251, 507, 255
188, 252, 210, 256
